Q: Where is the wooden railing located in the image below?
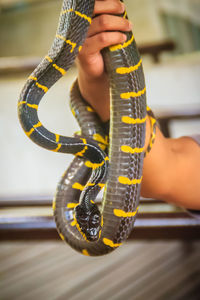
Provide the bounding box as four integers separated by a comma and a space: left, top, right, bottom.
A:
1, 194, 200, 241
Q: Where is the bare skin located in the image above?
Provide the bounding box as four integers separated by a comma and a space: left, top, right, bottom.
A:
76, 0, 200, 210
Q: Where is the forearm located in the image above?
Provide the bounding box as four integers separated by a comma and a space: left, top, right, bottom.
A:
78, 72, 200, 209
141, 130, 200, 210
76, 0, 200, 210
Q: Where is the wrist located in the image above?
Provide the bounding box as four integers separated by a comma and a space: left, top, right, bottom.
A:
77, 71, 110, 122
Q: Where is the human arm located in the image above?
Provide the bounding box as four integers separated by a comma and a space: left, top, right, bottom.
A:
76, 0, 200, 210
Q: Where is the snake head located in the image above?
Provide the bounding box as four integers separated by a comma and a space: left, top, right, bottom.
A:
75, 204, 101, 242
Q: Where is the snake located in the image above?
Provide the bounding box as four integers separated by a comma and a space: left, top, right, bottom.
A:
18, 0, 156, 256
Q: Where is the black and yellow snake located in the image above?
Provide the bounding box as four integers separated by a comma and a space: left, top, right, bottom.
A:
18, 0, 156, 256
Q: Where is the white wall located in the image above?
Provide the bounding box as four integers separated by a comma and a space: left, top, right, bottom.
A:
1, 69, 78, 196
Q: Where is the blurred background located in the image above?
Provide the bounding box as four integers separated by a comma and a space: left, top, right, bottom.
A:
0, 0, 200, 196
0, 0, 200, 299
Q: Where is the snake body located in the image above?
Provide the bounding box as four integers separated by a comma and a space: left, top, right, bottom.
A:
18, 0, 148, 256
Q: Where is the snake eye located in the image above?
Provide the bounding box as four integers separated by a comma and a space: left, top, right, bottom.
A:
90, 214, 100, 226
78, 215, 89, 226
75, 206, 89, 229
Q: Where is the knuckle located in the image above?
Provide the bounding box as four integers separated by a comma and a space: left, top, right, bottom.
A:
98, 15, 108, 29
99, 32, 108, 44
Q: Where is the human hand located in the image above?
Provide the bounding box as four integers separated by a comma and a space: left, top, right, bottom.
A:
76, 0, 132, 121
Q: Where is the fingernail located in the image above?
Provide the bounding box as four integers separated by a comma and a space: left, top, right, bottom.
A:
122, 34, 127, 41
121, 2, 125, 12
128, 21, 133, 30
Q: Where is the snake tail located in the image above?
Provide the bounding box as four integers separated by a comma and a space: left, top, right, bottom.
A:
18, 0, 101, 160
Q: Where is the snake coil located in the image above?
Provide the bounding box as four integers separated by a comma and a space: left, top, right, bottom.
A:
18, 0, 150, 256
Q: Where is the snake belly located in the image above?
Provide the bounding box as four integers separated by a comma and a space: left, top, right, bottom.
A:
18, 0, 147, 256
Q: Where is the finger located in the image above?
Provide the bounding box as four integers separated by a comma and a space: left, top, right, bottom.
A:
93, 0, 125, 16
87, 14, 132, 37
79, 31, 127, 57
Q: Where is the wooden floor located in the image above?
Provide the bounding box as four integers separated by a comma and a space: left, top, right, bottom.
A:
1, 240, 200, 300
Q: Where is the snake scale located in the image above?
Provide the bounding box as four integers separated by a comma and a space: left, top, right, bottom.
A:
18, 0, 156, 256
